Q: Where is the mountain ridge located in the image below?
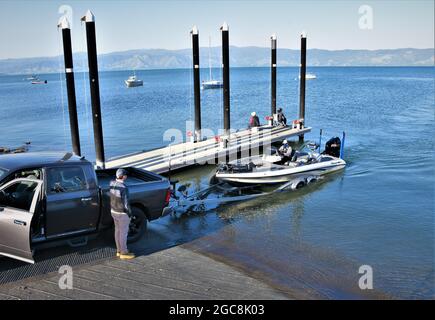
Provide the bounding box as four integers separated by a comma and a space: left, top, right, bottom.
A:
0, 47, 433, 74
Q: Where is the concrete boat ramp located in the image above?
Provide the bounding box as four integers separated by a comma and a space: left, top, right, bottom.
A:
0, 245, 290, 300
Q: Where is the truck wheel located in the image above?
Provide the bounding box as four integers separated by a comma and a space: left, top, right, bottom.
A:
127, 207, 148, 243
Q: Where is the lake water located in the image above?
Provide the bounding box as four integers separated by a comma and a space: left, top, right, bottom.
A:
0, 67, 434, 298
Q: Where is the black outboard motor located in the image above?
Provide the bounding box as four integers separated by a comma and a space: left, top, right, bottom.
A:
323, 137, 341, 158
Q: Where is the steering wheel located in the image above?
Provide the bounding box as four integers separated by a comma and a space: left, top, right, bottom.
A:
0, 190, 6, 202
52, 182, 66, 193
73, 176, 85, 188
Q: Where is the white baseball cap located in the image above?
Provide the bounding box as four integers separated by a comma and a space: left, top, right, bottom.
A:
251, 112, 256, 116
116, 168, 128, 178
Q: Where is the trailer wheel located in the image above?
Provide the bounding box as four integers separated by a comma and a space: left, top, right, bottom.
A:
296, 181, 305, 189
127, 207, 147, 243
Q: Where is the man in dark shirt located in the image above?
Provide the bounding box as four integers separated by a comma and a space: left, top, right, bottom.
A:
277, 108, 287, 126
110, 168, 135, 260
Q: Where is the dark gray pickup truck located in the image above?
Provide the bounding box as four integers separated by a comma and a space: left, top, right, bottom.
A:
0, 152, 172, 264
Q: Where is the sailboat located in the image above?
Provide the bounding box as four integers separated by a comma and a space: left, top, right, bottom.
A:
201, 37, 223, 90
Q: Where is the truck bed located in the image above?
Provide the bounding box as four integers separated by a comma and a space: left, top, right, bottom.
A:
96, 167, 164, 189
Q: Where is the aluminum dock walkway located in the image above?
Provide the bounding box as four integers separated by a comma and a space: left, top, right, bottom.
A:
106, 125, 311, 173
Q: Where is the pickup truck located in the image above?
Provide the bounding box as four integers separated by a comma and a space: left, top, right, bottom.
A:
0, 152, 172, 264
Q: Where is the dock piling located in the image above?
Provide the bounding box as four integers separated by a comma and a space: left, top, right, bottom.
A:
221, 22, 230, 137
81, 10, 105, 168
191, 25, 201, 143
298, 32, 307, 142
58, 16, 81, 156
271, 34, 277, 120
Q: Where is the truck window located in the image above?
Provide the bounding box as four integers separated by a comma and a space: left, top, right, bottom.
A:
0, 180, 39, 211
47, 167, 89, 194
0, 168, 7, 181
13, 168, 42, 180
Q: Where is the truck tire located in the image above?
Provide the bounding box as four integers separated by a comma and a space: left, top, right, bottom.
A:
127, 207, 148, 243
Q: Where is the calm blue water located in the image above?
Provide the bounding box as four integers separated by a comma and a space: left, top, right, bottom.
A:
0, 67, 434, 298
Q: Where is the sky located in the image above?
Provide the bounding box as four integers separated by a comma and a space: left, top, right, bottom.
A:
0, 0, 433, 59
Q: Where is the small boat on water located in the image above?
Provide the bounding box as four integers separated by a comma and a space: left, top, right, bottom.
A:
298, 73, 317, 80
202, 36, 223, 90
125, 73, 143, 87
202, 79, 223, 89
26, 75, 38, 81
31, 79, 47, 84
214, 135, 346, 185
0, 142, 31, 154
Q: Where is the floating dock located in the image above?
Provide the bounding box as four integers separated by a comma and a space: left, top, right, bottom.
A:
56, 14, 312, 173
106, 125, 311, 174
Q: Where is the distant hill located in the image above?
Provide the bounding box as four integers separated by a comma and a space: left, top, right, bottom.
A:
0, 47, 433, 75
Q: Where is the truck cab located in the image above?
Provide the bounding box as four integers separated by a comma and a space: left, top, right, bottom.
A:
0, 152, 172, 264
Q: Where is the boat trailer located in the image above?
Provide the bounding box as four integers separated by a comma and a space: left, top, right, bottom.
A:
169, 174, 321, 215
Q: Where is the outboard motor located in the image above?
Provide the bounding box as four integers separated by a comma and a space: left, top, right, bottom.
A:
323, 137, 341, 158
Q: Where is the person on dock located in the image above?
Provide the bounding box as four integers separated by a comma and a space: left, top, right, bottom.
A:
110, 168, 135, 260
249, 111, 260, 128
277, 108, 287, 126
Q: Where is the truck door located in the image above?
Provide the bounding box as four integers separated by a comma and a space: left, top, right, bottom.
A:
0, 178, 42, 264
44, 166, 100, 237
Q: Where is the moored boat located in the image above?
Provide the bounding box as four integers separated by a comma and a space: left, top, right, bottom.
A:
125, 74, 143, 87
298, 73, 317, 80
202, 79, 223, 89
31, 79, 47, 84
201, 36, 223, 90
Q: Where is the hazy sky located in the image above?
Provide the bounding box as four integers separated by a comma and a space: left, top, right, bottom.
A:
0, 0, 433, 59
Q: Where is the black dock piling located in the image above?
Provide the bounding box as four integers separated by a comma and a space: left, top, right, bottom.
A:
81, 10, 105, 168
191, 26, 201, 143
298, 32, 307, 142
271, 34, 277, 120
221, 22, 230, 137
58, 16, 81, 156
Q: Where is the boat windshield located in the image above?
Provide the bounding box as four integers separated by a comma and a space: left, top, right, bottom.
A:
298, 141, 319, 153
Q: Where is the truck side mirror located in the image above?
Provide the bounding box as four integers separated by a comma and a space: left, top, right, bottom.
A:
0, 190, 6, 204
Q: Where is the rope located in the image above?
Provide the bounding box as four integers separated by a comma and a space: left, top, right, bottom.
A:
267, 36, 271, 117
189, 31, 193, 124
57, 28, 68, 151
185, 32, 193, 142
81, 21, 92, 151
219, 33, 223, 133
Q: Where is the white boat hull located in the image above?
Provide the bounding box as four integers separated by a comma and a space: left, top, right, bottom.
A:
215, 158, 346, 185
298, 73, 317, 80
202, 80, 223, 89
125, 80, 143, 87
